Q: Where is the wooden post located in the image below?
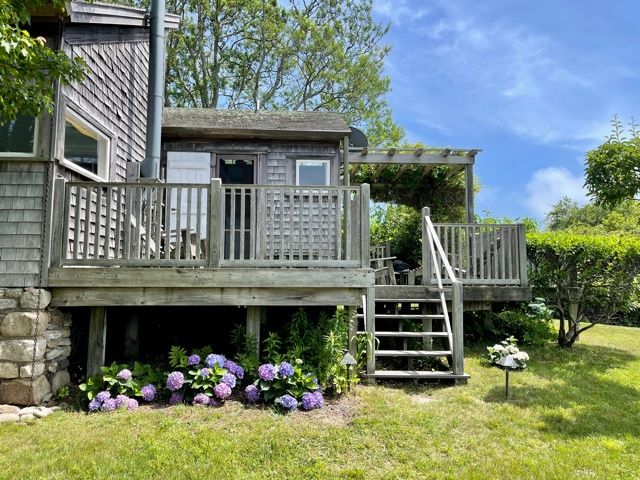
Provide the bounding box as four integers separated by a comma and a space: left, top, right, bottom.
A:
421, 207, 432, 286
208, 178, 222, 268
246, 306, 261, 357
50, 177, 66, 268
87, 307, 107, 376
517, 224, 528, 287
359, 183, 370, 269
124, 314, 139, 358
451, 281, 464, 377
465, 164, 475, 223
365, 287, 376, 382
343, 135, 350, 186
348, 306, 357, 359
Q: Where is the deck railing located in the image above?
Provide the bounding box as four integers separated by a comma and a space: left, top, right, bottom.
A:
423, 218, 528, 286
51, 178, 370, 269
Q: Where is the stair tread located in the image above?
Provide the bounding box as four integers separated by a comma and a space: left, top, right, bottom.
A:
366, 370, 469, 379
357, 314, 444, 319
375, 298, 441, 303
357, 331, 449, 337
375, 349, 452, 356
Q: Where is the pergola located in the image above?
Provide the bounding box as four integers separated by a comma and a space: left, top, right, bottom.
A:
342, 145, 480, 223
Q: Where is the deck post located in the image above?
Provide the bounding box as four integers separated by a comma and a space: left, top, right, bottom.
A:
50, 177, 66, 268
359, 183, 370, 268
451, 281, 465, 377
246, 306, 261, 357
421, 207, 432, 286
87, 307, 107, 376
124, 314, 139, 358
517, 224, 528, 287
348, 306, 357, 359
465, 164, 475, 223
343, 135, 351, 186
365, 287, 376, 382
208, 178, 222, 268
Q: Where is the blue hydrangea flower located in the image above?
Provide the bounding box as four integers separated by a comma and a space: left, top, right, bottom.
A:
115, 394, 130, 408
244, 385, 260, 403
235, 365, 245, 380
301, 391, 324, 411
141, 384, 156, 402
88, 398, 101, 412
166, 371, 185, 391
224, 359, 237, 372
200, 368, 211, 378
205, 354, 226, 368
214, 382, 232, 400
101, 398, 117, 412
95, 391, 111, 403
278, 362, 294, 378
193, 393, 211, 406
116, 369, 132, 381
221, 373, 237, 388
127, 398, 139, 411
275, 394, 298, 412
188, 354, 201, 366
169, 392, 183, 405
258, 363, 276, 381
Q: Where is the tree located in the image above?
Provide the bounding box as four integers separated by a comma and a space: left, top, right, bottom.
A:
584, 116, 640, 207
0, 0, 84, 124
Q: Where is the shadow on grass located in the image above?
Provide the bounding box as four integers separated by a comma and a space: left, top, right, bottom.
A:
484, 343, 640, 437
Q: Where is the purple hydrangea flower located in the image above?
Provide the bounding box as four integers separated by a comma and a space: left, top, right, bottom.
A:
200, 368, 211, 378
193, 393, 211, 406
95, 391, 111, 403
275, 394, 298, 412
188, 354, 201, 366
300, 391, 324, 411
166, 371, 185, 391
258, 363, 276, 381
235, 365, 245, 380
88, 398, 101, 412
115, 394, 130, 408
169, 392, 183, 405
278, 362, 294, 378
127, 398, 139, 411
244, 385, 260, 403
116, 369, 132, 381
208, 397, 222, 408
101, 398, 117, 412
214, 382, 232, 400
205, 354, 226, 368
221, 373, 237, 388
141, 384, 156, 402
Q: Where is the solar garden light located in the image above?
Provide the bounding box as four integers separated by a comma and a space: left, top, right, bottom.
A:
496, 354, 519, 399
341, 352, 357, 392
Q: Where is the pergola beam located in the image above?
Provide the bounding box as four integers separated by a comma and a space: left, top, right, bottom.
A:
349, 152, 475, 165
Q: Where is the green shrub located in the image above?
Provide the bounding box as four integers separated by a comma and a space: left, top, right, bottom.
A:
492, 300, 556, 346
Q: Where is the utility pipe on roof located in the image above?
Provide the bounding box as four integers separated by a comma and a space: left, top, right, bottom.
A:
141, 0, 165, 178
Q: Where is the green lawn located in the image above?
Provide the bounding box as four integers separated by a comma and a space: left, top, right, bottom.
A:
2, 324, 640, 479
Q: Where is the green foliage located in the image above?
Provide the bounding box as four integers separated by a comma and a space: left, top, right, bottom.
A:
168, 345, 188, 369
79, 361, 164, 400
256, 359, 319, 402
477, 211, 539, 233
186, 362, 228, 398
584, 116, 640, 207
491, 299, 556, 346
0, 0, 85, 123
545, 197, 640, 236
370, 203, 421, 266
527, 232, 640, 346
230, 323, 259, 381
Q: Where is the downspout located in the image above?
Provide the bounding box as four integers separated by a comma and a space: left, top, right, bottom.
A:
141, 0, 165, 178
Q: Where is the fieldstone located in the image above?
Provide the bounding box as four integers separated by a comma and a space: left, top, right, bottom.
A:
56, 358, 69, 370
44, 329, 63, 340
41, 393, 52, 403
0, 404, 19, 414
0, 339, 46, 362
50, 406, 61, 412
45, 348, 63, 361
63, 318, 72, 327
51, 370, 70, 394
0, 413, 20, 423
18, 406, 40, 416
20, 288, 51, 309
0, 311, 49, 338
48, 310, 64, 327
20, 413, 36, 422
57, 338, 71, 347
2, 289, 23, 300
61, 346, 71, 357
19, 363, 45, 378
0, 362, 19, 379
0, 375, 51, 406
46, 338, 60, 349
0, 299, 18, 310
33, 407, 53, 418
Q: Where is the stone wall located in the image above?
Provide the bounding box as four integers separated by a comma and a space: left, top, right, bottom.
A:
0, 288, 71, 405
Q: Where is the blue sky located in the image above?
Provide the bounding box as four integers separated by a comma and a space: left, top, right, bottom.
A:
372, 0, 640, 223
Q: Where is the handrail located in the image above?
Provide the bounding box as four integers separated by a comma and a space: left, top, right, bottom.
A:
425, 216, 457, 282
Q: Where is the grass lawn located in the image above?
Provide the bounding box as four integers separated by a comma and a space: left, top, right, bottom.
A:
2, 324, 640, 480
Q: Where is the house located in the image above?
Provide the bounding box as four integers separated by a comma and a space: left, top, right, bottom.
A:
0, 1, 530, 405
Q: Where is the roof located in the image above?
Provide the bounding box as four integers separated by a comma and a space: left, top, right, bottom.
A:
31, 1, 180, 29
162, 108, 352, 141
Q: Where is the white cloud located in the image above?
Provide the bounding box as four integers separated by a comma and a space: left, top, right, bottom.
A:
373, 0, 431, 25
523, 167, 587, 218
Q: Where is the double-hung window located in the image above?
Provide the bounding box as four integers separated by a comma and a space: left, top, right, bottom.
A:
61, 109, 110, 181
0, 115, 38, 156
296, 159, 330, 186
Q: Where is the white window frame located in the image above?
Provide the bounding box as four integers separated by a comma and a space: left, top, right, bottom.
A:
60, 108, 110, 182
295, 159, 330, 186
0, 115, 39, 157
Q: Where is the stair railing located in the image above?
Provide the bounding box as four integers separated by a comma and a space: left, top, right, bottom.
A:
422, 207, 465, 376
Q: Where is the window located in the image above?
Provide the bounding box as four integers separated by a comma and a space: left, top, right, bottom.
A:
296, 159, 330, 186
0, 114, 37, 155
62, 109, 110, 181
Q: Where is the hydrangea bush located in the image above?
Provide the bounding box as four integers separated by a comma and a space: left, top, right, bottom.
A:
487, 336, 530, 369
246, 359, 324, 413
